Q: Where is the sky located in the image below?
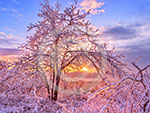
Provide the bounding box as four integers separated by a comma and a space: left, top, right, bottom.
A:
0, 0, 150, 67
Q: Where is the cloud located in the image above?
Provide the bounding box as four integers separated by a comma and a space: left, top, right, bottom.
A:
0, 32, 14, 39
0, 8, 18, 13
0, 31, 24, 48
12, 0, 19, 4
0, 7, 24, 19
0, 0, 19, 4
100, 21, 150, 49
0, 48, 21, 56
123, 44, 150, 66
101, 26, 137, 40
11, 13, 24, 18
1, 27, 16, 32
118, 37, 150, 52
100, 20, 150, 66
80, 0, 104, 15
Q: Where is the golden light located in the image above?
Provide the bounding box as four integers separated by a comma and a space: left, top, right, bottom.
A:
81, 67, 88, 72
0, 55, 19, 62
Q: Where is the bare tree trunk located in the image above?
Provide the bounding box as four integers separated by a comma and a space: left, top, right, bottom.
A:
51, 70, 55, 99
46, 85, 50, 99
53, 70, 61, 101
52, 42, 61, 101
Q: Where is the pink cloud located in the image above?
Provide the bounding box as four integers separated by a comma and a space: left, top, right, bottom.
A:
0, 32, 14, 39
80, 0, 104, 15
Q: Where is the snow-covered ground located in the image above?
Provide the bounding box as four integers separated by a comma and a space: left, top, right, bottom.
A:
0, 60, 150, 113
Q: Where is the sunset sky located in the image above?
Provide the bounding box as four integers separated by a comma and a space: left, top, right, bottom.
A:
0, 0, 150, 66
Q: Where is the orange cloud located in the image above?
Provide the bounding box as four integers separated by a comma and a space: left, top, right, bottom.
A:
80, 0, 104, 15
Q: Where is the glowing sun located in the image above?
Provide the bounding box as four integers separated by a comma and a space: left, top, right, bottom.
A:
81, 67, 88, 72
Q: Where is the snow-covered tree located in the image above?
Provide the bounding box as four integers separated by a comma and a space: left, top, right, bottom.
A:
20, 0, 124, 101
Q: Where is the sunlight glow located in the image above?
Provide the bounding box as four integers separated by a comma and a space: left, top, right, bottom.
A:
0, 55, 19, 62
81, 67, 88, 72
